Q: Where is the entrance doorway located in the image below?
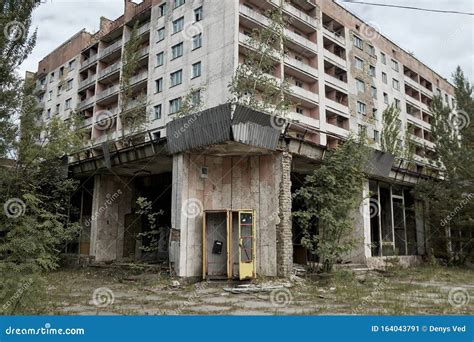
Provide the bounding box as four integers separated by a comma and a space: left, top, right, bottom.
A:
202, 210, 256, 280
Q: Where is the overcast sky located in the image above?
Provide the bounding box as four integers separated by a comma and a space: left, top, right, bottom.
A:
20, 0, 474, 83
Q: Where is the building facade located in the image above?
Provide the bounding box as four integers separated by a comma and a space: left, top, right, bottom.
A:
31, 0, 455, 278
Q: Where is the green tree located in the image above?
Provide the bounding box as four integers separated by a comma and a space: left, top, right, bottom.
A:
119, 23, 147, 142
228, 4, 293, 117
293, 135, 370, 272
415, 67, 473, 263
0, 1, 38, 157
0, 2, 82, 313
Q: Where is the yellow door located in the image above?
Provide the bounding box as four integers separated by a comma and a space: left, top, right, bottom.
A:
238, 210, 256, 280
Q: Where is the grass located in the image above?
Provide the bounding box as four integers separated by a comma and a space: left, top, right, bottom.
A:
5, 264, 473, 315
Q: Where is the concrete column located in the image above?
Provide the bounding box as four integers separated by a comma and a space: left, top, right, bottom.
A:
90, 174, 133, 262
348, 179, 371, 264
276, 151, 293, 277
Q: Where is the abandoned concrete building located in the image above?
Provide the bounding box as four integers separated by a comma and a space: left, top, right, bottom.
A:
30, 0, 456, 279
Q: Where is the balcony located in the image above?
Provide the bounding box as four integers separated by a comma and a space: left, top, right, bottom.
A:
82, 116, 93, 127
323, 49, 347, 69
239, 4, 317, 55
285, 57, 318, 80
326, 123, 350, 138
79, 96, 96, 109
99, 40, 122, 60
94, 131, 117, 145
98, 62, 121, 80
289, 111, 320, 129
138, 46, 150, 59
404, 75, 419, 90
96, 85, 119, 101
79, 75, 96, 90
138, 22, 150, 36
35, 84, 46, 94
80, 54, 98, 70
129, 71, 148, 86
325, 98, 349, 116
290, 85, 319, 105
325, 74, 348, 93
267, 0, 318, 31
323, 26, 345, 46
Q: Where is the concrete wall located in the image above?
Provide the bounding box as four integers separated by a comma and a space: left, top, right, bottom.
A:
90, 174, 134, 262
171, 152, 287, 278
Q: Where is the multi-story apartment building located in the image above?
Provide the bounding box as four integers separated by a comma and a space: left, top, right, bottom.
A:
31, 0, 455, 279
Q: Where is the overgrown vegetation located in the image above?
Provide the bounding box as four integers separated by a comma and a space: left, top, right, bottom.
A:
293, 135, 371, 272
414, 67, 474, 264
228, 7, 294, 117
119, 22, 147, 142
0, 2, 83, 314
135, 197, 164, 254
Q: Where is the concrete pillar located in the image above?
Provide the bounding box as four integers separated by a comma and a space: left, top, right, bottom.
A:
276, 151, 293, 277
348, 179, 371, 264
90, 174, 133, 262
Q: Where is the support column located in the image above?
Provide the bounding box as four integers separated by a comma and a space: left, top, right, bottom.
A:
90, 174, 133, 262
276, 151, 293, 277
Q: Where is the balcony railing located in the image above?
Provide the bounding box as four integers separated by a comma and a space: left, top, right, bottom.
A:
138, 22, 150, 35
290, 85, 319, 104
80, 54, 98, 69
99, 40, 122, 59
79, 96, 96, 109
79, 75, 96, 89
323, 26, 346, 45
323, 49, 347, 69
129, 72, 148, 86
98, 62, 121, 79
35, 84, 46, 93
325, 98, 349, 116
96, 85, 119, 101
267, 0, 318, 29
285, 57, 318, 78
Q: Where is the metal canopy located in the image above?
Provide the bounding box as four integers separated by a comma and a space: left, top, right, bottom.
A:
166, 104, 281, 154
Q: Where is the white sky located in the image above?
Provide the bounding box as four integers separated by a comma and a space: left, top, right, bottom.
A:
20, 0, 474, 83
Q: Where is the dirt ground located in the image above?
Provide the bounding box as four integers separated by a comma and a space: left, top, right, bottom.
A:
24, 264, 474, 315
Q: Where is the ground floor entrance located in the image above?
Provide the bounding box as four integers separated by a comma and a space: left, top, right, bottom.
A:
202, 210, 256, 280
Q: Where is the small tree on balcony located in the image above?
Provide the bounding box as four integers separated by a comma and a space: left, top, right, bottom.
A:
119, 22, 147, 143
228, 5, 294, 118
380, 103, 415, 166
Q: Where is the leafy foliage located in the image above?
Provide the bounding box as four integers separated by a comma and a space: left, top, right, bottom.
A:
135, 197, 164, 254
293, 135, 370, 272
414, 67, 474, 263
119, 23, 147, 141
0, 3, 81, 313
228, 8, 294, 116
